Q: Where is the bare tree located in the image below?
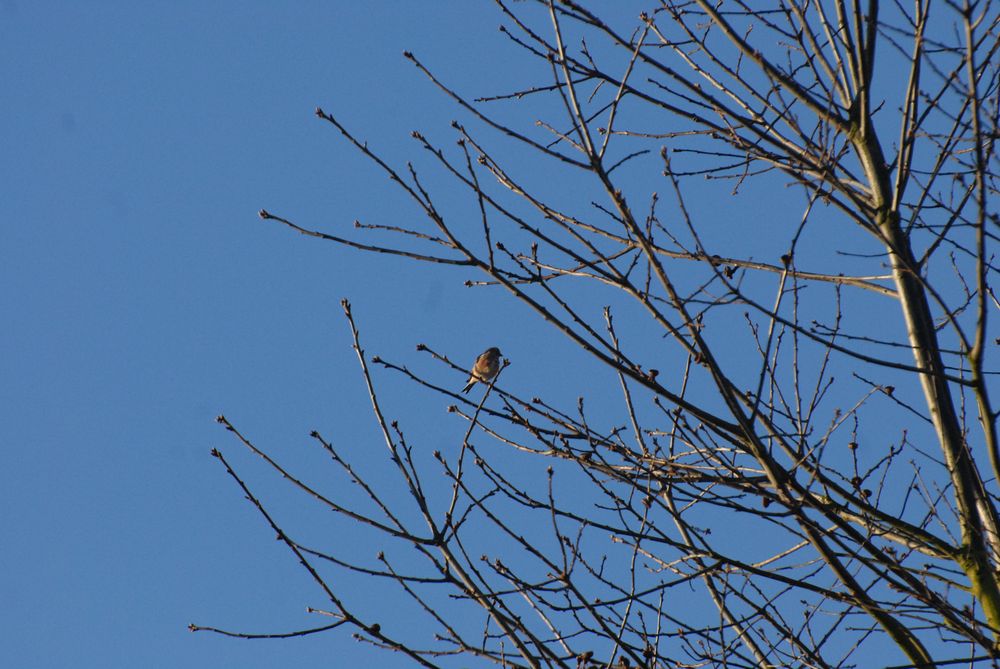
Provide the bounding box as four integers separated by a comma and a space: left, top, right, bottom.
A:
191, 2, 1000, 667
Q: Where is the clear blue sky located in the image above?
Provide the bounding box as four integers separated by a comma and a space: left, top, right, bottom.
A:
0, 3, 549, 667
0, 2, 950, 667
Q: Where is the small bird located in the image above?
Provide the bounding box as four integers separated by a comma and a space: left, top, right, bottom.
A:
462, 347, 503, 393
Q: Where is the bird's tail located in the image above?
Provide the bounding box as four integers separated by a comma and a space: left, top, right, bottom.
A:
461, 382, 474, 393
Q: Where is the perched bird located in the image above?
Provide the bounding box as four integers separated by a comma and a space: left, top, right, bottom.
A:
462, 347, 503, 393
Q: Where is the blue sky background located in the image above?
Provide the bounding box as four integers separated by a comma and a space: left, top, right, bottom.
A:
1, 2, 969, 667
0, 3, 548, 667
